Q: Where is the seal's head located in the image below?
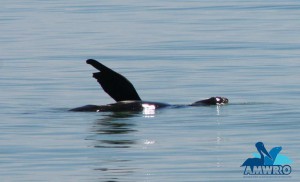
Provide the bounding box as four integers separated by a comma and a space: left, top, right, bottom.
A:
215, 97, 229, 105
190, 97, 229, 106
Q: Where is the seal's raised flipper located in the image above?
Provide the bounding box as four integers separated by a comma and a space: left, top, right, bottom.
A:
86, 59, 141, 102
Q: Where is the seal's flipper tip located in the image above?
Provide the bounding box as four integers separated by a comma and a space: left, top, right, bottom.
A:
86, 59, 95, 64
86, 59, 111, 72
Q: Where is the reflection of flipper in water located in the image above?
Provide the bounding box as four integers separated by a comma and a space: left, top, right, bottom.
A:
70, 59, 229, 112
88, 113, 138, 148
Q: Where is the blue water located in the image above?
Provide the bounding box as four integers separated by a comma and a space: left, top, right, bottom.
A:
1, 1, 300, 181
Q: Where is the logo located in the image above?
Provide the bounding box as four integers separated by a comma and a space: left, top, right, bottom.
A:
241, 142, 292, 176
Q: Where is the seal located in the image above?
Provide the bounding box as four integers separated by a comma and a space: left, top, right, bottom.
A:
70, 59, 228, 112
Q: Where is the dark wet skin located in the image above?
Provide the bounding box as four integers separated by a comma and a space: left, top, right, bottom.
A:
70, 59, 228, 112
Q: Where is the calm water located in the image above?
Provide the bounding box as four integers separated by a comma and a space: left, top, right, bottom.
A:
1, 1, 300, 181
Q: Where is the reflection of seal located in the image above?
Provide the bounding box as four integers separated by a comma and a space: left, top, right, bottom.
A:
70, 59, 228, 112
